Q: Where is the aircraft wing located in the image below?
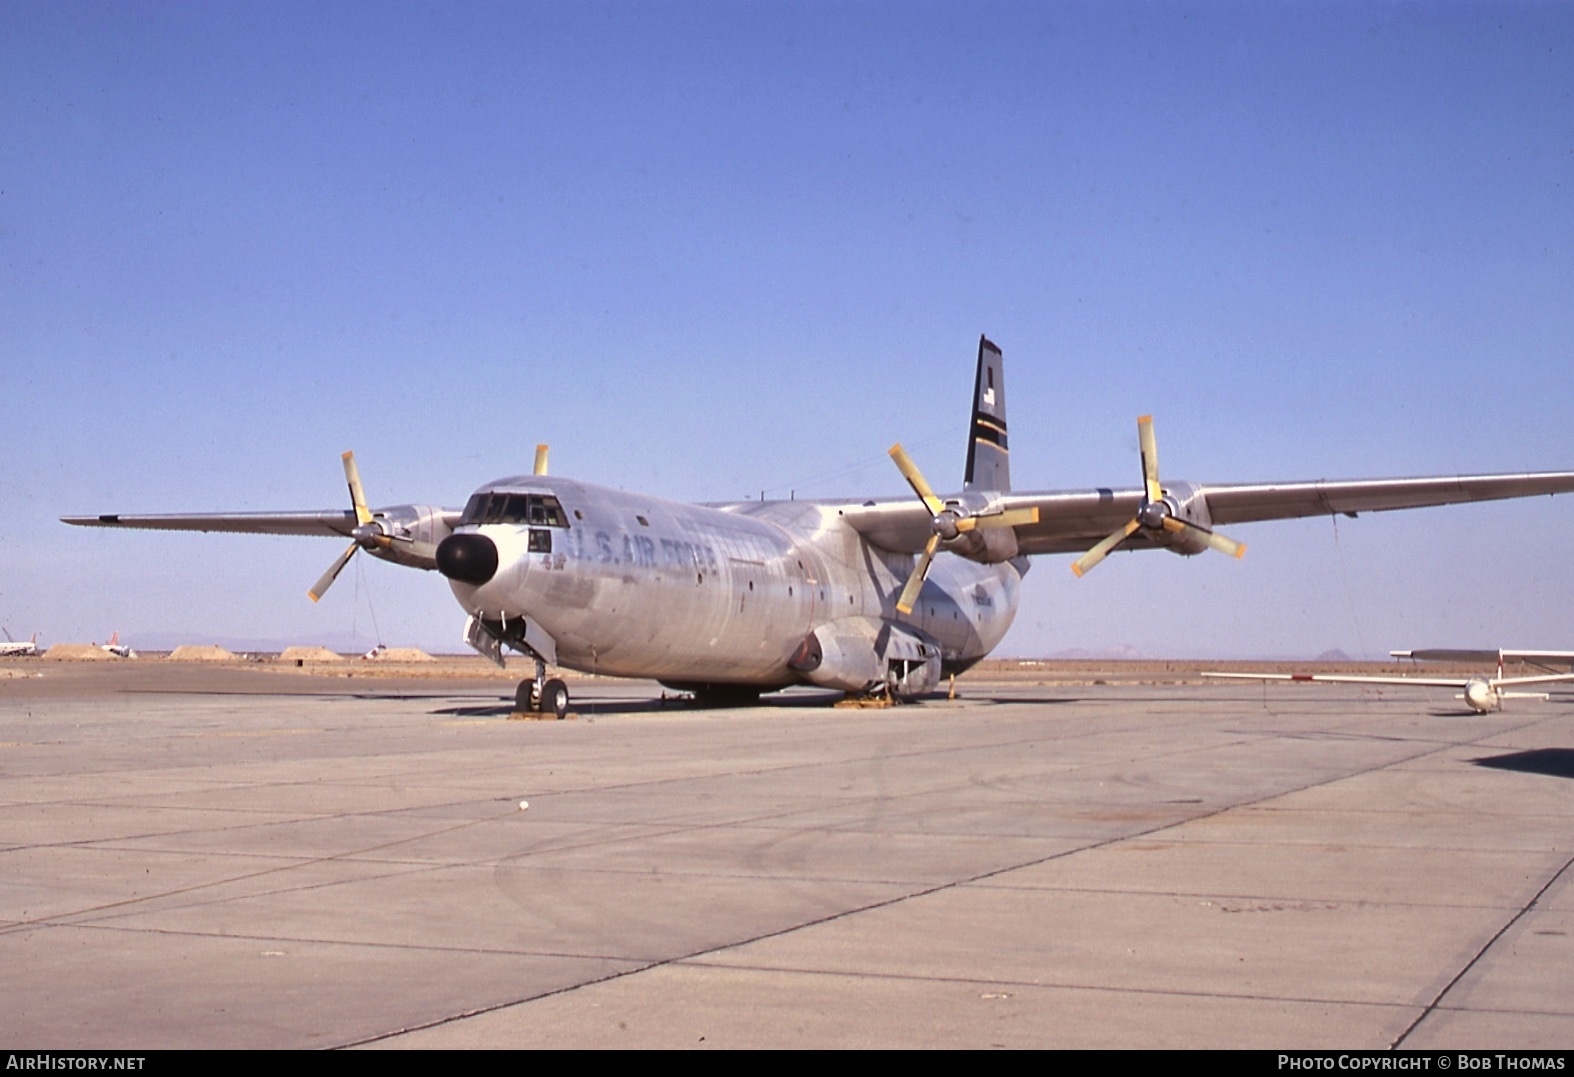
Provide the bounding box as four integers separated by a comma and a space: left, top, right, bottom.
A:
1202, 671, 1474, 689
1495, 673, 1574, 688
1394, 649, 1574, 668
61, 511, 364, 538
1188, 473, 1574, 526
835, 470, 1574, 557
61, 505, 462, 580
1203, 671, 1574, 690
997, 471, 1574, 557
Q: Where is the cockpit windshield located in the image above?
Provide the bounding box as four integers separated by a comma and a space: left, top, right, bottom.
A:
460, 492, 570, 527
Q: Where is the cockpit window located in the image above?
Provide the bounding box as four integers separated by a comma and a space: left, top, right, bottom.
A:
460, 492, 570, 527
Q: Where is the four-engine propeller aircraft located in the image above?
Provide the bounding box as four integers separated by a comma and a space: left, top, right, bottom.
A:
64, 337, 1574, 716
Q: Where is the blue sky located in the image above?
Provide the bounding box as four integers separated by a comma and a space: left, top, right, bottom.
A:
4, 1, 1572, 658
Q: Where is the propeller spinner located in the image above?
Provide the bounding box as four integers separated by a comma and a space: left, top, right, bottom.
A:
1069, 415, 1245, 578
307, 451, 392, 602
887, 445, 1038, 615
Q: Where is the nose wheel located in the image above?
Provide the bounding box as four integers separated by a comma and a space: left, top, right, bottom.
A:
514, 659, 569, 719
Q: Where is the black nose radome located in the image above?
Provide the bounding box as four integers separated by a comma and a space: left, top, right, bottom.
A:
436, 533, 499, 585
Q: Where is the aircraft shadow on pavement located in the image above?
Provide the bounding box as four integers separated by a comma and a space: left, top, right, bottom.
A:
1470, 748, 1574, 780
434, 699, 664, 717
430, 688, 1106, 717
431, 690, 850, 718
951, 693, 1086, 706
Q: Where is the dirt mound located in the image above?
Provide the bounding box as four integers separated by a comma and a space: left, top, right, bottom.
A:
43, 643, 118, 660
363, 647, 435, 662
277, 646, 345, 663
166, 644, 237, 662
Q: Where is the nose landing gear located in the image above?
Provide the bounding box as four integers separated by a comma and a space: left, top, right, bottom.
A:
514, 657, 570, 719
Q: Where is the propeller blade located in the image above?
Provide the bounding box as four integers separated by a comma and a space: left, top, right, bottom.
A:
888, 444, 945, 515
954, 506, 1040, 532
1205, 530, 1247, 559
1070, 519, 1141, 578
308, 541, 359, 603
1138, 415, 1162, 504
342, 451, 372, 526
1160, 517, 1247, 559
534, 444, 549, 476
896, 534, 941, 615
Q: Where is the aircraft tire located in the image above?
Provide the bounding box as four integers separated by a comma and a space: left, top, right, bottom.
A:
541, 678, 569, 720
514, 681, 538, 713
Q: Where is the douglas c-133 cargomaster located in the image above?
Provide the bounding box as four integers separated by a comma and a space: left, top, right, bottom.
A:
64, 338, 1574, 717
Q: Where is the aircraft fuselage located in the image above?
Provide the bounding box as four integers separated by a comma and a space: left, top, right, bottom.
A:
442, 475, 1023, 689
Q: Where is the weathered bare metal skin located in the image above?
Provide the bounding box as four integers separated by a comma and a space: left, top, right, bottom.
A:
446, 475, 1022, 687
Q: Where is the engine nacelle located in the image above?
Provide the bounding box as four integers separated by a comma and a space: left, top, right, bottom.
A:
930, 494, 1021, 564
368, 504, 454, 570
1149, 481, 1215, 557
788, 616, 943, 698
942, 519, 1020, 564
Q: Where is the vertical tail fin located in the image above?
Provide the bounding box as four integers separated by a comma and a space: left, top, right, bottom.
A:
964, 335, 1010, 493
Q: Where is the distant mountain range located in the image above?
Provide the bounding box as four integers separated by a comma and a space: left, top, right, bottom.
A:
1045, 645, 1153, 661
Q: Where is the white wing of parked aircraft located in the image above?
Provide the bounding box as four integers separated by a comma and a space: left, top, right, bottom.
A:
1203, 667, 1574, 713
63, 337, 1574, 716
1392, 648, 1574, 672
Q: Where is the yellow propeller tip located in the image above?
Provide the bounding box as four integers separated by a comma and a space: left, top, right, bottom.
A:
307, 591, 322, 603
1235, 545, 1247, 559
1070, 564, 1085, 578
